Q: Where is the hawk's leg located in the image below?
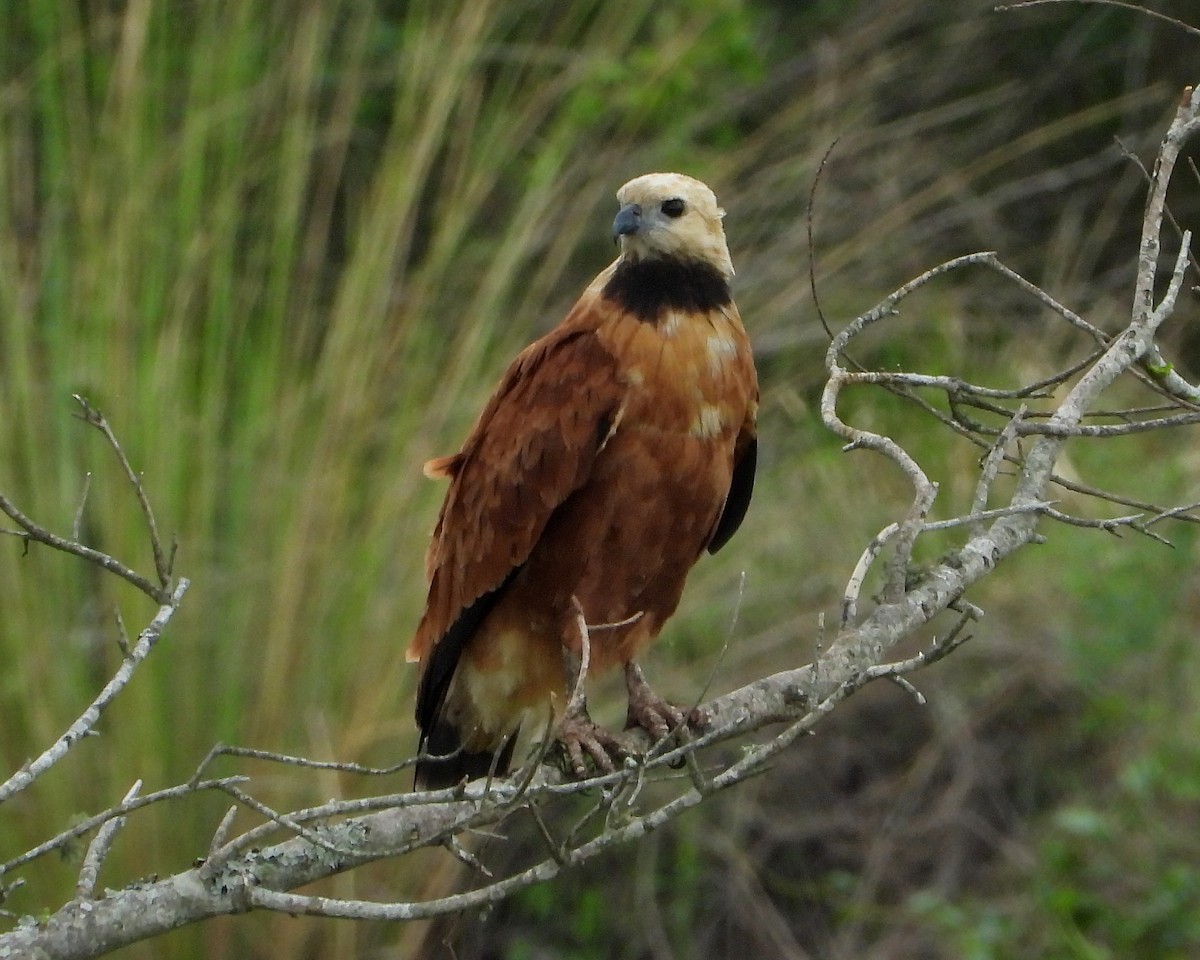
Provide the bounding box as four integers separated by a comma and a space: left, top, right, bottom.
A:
624, 661, 708, 740
558, 643, 624, 778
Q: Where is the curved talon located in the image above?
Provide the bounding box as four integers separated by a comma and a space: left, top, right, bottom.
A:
558, 710, 624, 778
623, 661, 706, 741
625, 696, 683, 740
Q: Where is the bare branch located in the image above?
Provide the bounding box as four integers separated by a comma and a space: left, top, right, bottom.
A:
926, 502, 1052, 535
841, 522, 899, 630
982, 253, 1113, 344
77, 781, 142, 900
0, 579, 189, 806
970, 405, 1027, 537
0, 491, 172, 604
997, 0, 1200, 40
207, 806, 240, 859
0, 775, 248, 878
192, 742, 420, 781
1014, 410, 1200, 436
72, 395, 174, 588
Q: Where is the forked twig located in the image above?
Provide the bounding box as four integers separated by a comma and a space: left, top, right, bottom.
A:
72, 395, 174, 589
0, 491, 171, 604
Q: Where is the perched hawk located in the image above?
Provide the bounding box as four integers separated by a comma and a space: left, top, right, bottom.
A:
408, 173, 758, 788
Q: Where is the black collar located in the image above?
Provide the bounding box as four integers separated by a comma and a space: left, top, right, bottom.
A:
601, 257, 732, 324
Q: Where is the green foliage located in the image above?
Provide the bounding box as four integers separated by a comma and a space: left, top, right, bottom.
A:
900, 519, 1200, 960
911, 789, 1200, 960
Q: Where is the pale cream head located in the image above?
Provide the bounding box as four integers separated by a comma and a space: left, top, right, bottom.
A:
613, 173, 734, 278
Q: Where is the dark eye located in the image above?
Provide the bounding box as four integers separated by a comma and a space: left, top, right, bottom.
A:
661, 198, 685, 218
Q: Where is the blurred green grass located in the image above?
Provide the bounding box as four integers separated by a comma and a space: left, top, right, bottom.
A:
1, 1, 1198, 957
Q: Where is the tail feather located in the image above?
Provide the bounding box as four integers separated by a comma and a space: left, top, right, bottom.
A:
413, 570, 522, 791
415, 718, 519, 790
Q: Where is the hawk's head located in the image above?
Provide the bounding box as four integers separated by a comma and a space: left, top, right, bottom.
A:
612, 173, 733, 279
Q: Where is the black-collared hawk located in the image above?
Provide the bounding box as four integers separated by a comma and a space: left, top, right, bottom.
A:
408, 173, 758, 788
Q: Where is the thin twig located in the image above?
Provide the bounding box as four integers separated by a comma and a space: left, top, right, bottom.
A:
113, 606, 131, 657
0, 774, 247, 877
1013, 411, 1200, 436
0, 579, 189, 806
210, 782, 352, 857
508, 706, 558, 805
997, 0, 1200, 39
860, 604, 981, 687
77, 780, 142, 899
526, 804, 566, 866
71, 472, 91, 541
1041, 507, 1172, 546
808, 136, 842, 341
1145, 500, 1200, 528
192, 742, 420, 781
208, 806, 240, 858
567, 596, 591, 716
0, 491, 171, 604
442, 835, 493, 877
925, 502, 1053, 535
841, 522, 899, 629
690, 570, 745, 713
72, 395, 174, 588
971, 405, 1028, 538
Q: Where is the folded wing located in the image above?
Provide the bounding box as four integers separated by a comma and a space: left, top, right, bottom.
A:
409, 326, 626, 737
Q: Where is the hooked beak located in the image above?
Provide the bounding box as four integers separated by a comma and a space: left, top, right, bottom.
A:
612, 202, 642, 243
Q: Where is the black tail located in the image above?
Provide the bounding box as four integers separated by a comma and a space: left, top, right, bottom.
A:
415, 719, 519, 790
414, 570, 521, 790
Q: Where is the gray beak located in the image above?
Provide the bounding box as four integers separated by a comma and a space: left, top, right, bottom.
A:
612, 203, 642, 242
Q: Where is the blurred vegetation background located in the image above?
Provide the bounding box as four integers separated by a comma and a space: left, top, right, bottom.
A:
1, 1, 1198, 957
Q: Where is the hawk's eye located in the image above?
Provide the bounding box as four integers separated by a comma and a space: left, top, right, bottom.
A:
661, 198, 686, 218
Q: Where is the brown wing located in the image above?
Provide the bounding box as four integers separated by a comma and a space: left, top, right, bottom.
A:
408, 325, 625, 722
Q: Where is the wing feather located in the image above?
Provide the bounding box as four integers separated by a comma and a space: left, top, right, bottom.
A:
409, 325, 625, 674
707, 431, 757, 554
